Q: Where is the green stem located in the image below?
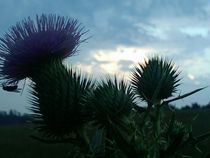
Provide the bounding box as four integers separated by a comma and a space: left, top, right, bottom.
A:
140, 102, 153, 128
105, 125, 115, 158
153, 103, 161, 158
155, 105, 161, 137
76, 127, 90, 154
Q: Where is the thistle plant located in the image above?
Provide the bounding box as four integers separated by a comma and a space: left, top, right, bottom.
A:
84, 77, 138, 157
131, 57, 180, 105
0, 14, 85, 83
86, 77, 135, 129
29, 58, 94, 143
0, 14, 210, 158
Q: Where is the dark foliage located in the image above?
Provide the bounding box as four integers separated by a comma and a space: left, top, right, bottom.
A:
29, 58, 94, 140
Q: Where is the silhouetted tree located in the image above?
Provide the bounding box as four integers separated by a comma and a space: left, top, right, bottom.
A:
181, 105, 191, 110
191, 102, 201, 109
203, 102, 210, 109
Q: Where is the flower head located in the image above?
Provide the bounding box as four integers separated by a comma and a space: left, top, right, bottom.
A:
0, 14, 86, 82
131, 56, 180, 104
84, 77, 136, 128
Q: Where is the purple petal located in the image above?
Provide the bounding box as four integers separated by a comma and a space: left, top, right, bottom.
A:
0, 14, 86, 81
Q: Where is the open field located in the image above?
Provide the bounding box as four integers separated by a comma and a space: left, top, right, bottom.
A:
0, 124, 71, 158
0, 109, 210, 158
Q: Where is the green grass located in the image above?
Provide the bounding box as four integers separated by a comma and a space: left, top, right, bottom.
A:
0, 124, 71, 158
0, 109, 210, 158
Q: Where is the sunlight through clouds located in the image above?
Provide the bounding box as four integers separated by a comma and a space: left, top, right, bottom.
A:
75, 62, 93, 74
93, 46, 152, 63
187, 74, 195, 80
99, 62, 121, 75
90, 46, 154, 77
186, 74, 201, 85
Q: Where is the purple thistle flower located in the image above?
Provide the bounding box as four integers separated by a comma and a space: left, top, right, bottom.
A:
0, 14, 86, 82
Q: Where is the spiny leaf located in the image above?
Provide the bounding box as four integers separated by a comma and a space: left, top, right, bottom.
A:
162, 87, 207, 105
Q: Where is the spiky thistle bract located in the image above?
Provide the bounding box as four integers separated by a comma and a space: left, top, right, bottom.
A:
131, 57, 180, 105
85, 77, 136, 129
0, 14, 86, 82
29, 58, 94, 140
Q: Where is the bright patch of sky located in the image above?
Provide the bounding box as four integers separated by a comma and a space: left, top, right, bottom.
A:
136, 23, 168, 40
92, 46, 151, 64
180, 27, 209, 37
75, 46, 155, 79
187, 74, 195, 80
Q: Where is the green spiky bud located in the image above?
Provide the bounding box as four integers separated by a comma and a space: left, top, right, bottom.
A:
131, 57, 180, 105
85, 77, 136, 128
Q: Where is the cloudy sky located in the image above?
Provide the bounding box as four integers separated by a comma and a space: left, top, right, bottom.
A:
0, 0, 210, 113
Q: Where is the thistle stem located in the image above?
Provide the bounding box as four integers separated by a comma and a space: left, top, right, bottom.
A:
140, 102, 153, 128
76, 127, 90, 153
105, 125, 115, 158
153, 103, 161, 158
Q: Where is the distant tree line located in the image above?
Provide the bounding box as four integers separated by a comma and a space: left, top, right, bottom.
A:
162, 102, 210, 111
0, 101, 209, 125
180, 102, 210, 110
0, 109, 30, 125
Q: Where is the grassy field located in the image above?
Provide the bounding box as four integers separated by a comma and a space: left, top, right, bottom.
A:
0, 124, 71, 158
0, 109, 210, 158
